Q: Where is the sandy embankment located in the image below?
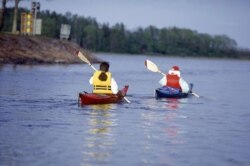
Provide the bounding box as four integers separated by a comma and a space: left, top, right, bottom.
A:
0, 34, 100, 64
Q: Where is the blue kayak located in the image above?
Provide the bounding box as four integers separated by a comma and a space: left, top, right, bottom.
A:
155, 84, 193, 99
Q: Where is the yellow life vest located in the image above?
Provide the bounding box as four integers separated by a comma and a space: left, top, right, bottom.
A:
92, 71, 113, 94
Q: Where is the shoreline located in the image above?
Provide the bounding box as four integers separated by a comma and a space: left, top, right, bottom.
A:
0, 34, 101, 65
1, 34, 249, 66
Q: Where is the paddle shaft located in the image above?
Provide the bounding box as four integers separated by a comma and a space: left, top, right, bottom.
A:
159, 71, 165, 76
88, 64, 97, 71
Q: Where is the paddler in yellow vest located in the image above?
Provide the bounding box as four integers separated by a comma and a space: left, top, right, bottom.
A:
89, 62, 118, 94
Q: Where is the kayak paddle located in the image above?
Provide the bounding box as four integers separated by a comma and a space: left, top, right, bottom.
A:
144, 59, 199, 98
191, 92, 199, 98
77, 51, 97, 71
77, 51, 131, 103
145, 60, 165, 76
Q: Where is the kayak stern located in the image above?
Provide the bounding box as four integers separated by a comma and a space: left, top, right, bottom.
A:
79, 85, 129, 105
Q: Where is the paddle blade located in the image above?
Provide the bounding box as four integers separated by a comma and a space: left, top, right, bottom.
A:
76, 50, 97, 71
192, 92, 200, 98
145, 59, 160, 72
145, 59, 165, 76
77, 51, 91, 65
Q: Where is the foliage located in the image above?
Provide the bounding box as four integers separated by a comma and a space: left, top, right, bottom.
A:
1, 7, 250, 59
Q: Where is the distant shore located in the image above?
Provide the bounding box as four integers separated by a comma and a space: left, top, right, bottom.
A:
0, 34, 101, 64
1, 34, 249, 66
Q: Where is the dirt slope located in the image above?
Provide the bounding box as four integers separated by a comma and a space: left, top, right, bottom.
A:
0, 34, 100, 64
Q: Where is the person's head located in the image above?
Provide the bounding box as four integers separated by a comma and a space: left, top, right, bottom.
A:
168, 65, 181, 77
98, 62, 110, 81
99, 62, 109, 72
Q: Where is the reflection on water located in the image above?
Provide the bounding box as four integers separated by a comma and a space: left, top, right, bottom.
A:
82, 104, 117, 164
163, 98, 188, 110
162, 98, 187, 142
165, 98, 181, 110
91, 104, 117, 111
142, 96, 188, 111
139, 98, 187, 164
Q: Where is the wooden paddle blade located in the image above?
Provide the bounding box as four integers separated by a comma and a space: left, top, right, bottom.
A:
77, 51, 97, 71
145, 59, 159, 72
192, 92, 200, 98
124, 97, 131, 103
77, 51, 91, 65
145, 59, 165, 76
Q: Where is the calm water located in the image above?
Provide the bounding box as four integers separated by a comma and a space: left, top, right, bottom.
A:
0, 54, 250, 166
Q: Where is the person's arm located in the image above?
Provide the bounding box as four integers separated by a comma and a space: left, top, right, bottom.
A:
158, 76, 166, 86
111, 78, 119, 94
89, 76, 93, 85
179, 78, 190, 93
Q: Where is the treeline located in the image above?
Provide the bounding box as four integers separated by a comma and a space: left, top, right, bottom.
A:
2, 7, 250, 59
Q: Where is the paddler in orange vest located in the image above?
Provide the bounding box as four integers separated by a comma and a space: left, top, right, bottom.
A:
89, 62, 118, 94
159, 66, 190, 93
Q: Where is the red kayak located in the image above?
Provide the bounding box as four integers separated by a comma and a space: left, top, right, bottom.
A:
78, 85, 129, 105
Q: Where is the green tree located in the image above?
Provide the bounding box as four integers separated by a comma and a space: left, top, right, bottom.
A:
110, 23, 126, 52
83, 24, 99, 50
0, 0, 8, 31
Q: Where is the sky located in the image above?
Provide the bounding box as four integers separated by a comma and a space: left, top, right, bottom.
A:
10, 0, 250, 49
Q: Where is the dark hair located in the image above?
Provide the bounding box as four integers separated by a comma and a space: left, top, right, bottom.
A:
100, 62, 109, 72
98, 62, 109, 81
98, 72, 108, 81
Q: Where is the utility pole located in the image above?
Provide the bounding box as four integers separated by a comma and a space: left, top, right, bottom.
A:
12, 0, 19, 33
31, 1, 40, 35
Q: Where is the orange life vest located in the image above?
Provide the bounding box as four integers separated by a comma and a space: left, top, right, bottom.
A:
166, 74, 181, 89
